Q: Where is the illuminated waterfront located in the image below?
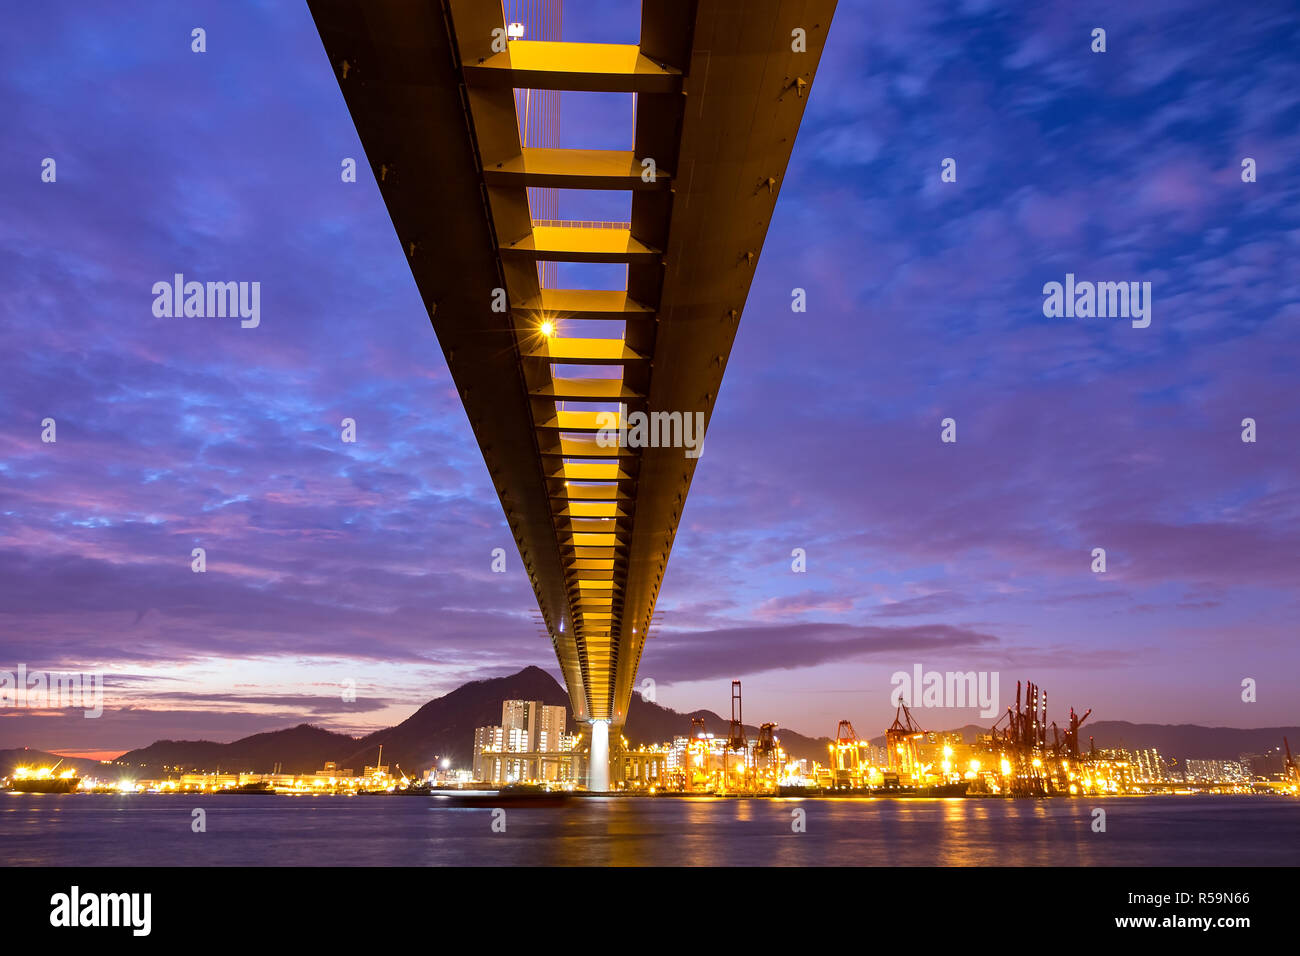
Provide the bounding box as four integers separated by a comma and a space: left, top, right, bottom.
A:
2, 793, 1296, 867
6, 687, 1296, 798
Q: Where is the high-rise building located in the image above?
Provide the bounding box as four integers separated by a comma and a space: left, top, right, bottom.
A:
1132, 748, 1166, 783
537, 703, 567, 755
1185, 759, 1250, 784
501, 700, 567, 752
473, 725, 505, 783
475, 700, 570, 783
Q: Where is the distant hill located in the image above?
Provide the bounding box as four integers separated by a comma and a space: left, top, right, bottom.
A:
56, 668, 1300, 776
111, 666, 569, 776
339, 665, 570, 772
116, 723, 358, 775
1063, 721, 1299, 759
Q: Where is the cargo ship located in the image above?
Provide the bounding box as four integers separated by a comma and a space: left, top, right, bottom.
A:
8, 762, 81, 793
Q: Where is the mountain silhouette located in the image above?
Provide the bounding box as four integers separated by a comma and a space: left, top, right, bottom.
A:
110, 666, 833, 773
340, 665, 571, 772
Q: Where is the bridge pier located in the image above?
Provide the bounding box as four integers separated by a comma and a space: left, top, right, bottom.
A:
588, 719, 610, 792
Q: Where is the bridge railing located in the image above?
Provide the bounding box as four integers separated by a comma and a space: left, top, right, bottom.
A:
532, 219, 632, 230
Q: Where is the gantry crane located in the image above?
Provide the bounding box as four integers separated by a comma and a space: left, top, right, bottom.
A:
685, 717, 710, 792
829, 719, 862, 789
885, 704, 926, 782
755, 722, 780, 791
724, 680, 752, 792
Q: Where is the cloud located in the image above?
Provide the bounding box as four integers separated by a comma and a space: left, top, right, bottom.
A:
647, 622, 1000, 684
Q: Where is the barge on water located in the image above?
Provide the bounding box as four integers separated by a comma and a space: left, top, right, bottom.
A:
427, 784, 572, 808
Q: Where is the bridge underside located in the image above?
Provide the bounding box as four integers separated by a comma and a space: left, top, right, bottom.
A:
310, 0, 834, 732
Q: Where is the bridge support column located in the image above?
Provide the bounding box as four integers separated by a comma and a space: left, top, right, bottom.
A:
588, 719, 610, 792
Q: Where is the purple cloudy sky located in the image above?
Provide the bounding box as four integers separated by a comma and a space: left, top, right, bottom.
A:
1, 0, 1298, 757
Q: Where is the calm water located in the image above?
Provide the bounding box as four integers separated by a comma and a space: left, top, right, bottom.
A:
2, 793, 1296, 866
